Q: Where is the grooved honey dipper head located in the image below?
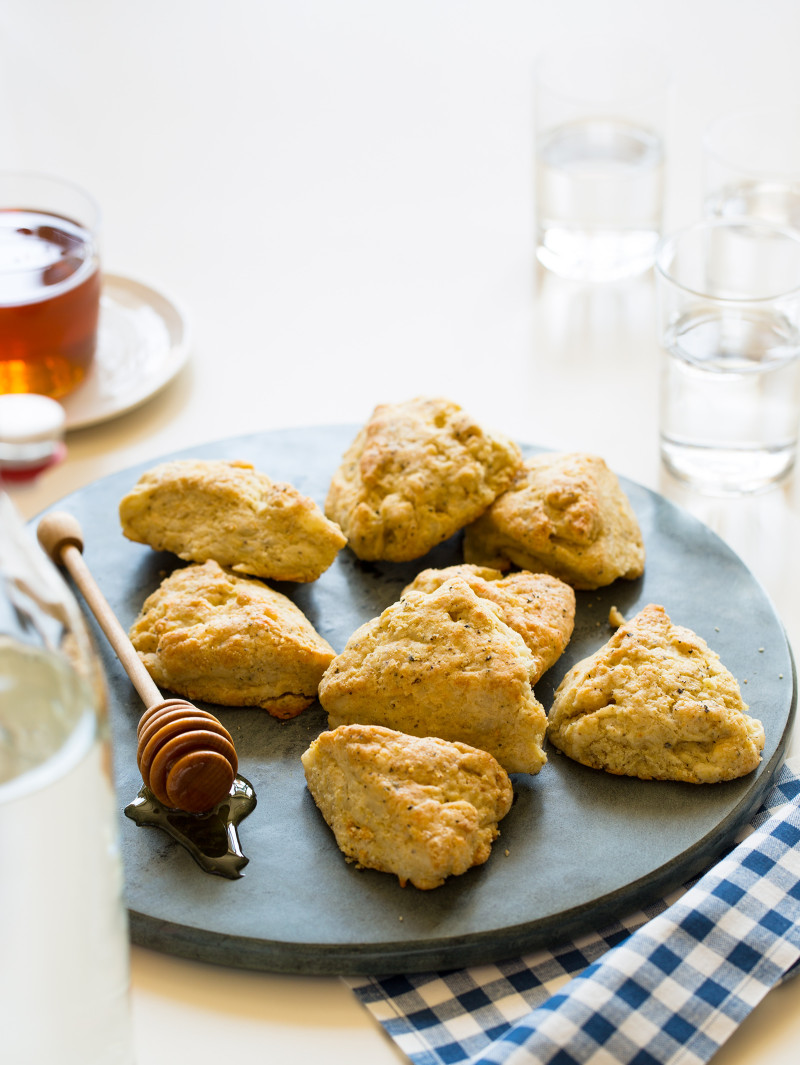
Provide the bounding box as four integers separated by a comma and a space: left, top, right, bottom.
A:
35, 513, 242, 817
137, 699, 238, 813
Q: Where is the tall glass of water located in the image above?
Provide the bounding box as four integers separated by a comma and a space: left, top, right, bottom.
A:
705, 106, 800, 229
0, 491, 135, 1063
535, 37, 669, 283
656, 219, 800, 494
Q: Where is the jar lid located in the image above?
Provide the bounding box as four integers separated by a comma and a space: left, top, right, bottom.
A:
0, 394, 67, 480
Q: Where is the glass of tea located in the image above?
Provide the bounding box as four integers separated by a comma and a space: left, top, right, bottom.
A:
0, 172, 101, 400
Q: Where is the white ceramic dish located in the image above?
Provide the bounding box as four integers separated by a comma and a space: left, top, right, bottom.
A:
61, 274, 191, 431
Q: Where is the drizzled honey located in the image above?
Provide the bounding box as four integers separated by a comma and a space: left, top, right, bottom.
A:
125, 775, 257, 879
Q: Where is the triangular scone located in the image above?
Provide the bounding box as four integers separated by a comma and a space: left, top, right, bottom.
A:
463, 452, 644, 590
129, 560, 335, 718
318, 577, 548, 774
402, 564, 575, 683
547, 604, 765, 783
324, 396, 522, 562
120, 459, 346, 582
302, 724, 513, 889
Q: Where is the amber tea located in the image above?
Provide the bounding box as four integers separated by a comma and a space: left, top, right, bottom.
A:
0, 207, 100, 399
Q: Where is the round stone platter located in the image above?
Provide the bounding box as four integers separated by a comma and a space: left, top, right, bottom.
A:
35, 425, 796, 975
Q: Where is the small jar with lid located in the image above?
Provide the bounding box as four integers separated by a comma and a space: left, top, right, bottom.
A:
0, 392, 67, 483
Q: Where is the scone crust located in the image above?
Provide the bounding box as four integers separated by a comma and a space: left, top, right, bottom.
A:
318, 577, 548, 774
325, 396, 522, 561
302, 724, 513, 889
402, 563, 575, 682
120, 458, 346, 582
129, 560, 336, 717
547, 603, 765, 782
463, 452, 645, 590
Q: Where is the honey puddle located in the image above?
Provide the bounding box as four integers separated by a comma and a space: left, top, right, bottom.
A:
125, 775, 256, 879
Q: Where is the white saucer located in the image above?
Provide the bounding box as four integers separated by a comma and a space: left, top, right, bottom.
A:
60, 273, 191, 431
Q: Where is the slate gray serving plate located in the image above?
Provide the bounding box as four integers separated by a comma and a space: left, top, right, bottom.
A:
37, 426, 796, 975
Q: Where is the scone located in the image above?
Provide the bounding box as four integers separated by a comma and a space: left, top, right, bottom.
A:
325, 396, 522, 561
120, 459, 346, 582
129, 560, 336, 718
302, 724, 513, 889
402, 563, 575, 683
547, 603, 765, 783
318, 577, 548, 774
463, 452, 645, 590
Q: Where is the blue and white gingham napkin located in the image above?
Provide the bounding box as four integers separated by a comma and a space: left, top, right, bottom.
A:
346, 758, 800, 1065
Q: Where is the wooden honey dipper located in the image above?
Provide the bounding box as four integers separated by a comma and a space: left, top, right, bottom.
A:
37, 511, 238, 814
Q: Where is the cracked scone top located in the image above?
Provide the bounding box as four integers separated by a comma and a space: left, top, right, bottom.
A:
547, 603, 765, 783
463, 451, 645, 589
302, 724, 513, 889
119, 458, 346, 582
318, 576, 548, 775
402, 563, 575, 683
129, 560, 335, 718
324, 396, 522, 561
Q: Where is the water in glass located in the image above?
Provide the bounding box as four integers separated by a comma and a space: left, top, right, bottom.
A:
660, 307, 800, 493
536, 118, 664, 282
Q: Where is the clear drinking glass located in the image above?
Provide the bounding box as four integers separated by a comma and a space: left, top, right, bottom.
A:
0, 491, 135, 1064
656, 219, 800, 495
535, 37, 669, 283
705, 105, 800, 229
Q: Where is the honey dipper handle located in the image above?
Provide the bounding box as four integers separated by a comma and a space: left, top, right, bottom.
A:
37, 511, 163, 709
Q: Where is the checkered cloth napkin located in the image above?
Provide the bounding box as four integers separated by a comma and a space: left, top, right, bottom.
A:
346, 758, 800, 1065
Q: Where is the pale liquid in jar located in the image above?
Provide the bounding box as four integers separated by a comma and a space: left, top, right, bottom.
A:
0, 641, 134, 1064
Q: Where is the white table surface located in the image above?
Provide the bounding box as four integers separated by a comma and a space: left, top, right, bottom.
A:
4, 2, 800, 1062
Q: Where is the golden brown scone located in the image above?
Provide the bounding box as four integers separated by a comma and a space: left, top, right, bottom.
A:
318, 577, 548, 774
463, 452, 645, 590
129, 560, 335, 718
547, 603, 765, 783
402, 563, 575, 683
324, 396, 522, 562
120, 459, 346, 582
302, 724, 513, 889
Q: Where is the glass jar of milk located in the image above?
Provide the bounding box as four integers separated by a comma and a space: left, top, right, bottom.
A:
0, 491, 135, 1064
